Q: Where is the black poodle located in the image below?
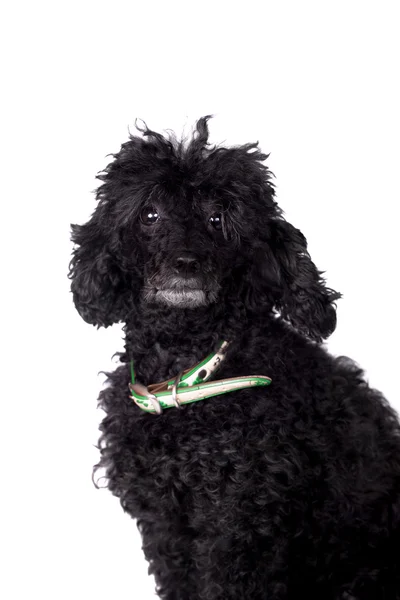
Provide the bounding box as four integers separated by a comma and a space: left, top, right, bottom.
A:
69, 116, 400, 599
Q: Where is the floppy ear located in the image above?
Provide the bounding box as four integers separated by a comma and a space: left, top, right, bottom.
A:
68, 208, 132, 328
256, 218, 341, 341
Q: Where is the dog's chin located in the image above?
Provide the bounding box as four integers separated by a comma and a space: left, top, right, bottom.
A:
155, 288, 208, 308
143, 275, 220, 309
143, 283, 219, 308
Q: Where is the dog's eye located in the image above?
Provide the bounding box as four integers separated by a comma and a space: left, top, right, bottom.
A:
209, 213, 223, 230
140, 206, 160, 226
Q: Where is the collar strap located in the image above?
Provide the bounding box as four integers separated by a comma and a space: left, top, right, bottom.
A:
128, 341, 271, 415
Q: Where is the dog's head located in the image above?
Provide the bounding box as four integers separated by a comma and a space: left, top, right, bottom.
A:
69, 116, 340, 341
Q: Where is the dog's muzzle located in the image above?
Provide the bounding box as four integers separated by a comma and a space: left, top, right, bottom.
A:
143, 274, 220, 308
154, 286, 207, 307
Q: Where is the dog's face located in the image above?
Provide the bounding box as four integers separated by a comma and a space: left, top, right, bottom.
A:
137, 191, 226, 309
123, 182, 254, 309
69, 116, 340, 341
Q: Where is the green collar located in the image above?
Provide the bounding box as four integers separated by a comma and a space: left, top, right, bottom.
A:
129, 341, 271, 414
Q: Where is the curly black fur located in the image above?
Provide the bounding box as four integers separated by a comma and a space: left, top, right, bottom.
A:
69, 116, 400, 599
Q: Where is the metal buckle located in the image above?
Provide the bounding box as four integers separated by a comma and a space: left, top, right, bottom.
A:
147, 393, 163, 415
171, 371, 184, 409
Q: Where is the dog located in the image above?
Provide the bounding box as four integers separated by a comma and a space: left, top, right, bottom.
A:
69, 116, 400, 599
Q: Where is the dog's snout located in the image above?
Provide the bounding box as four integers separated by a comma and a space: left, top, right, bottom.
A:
173, 252, 200, 276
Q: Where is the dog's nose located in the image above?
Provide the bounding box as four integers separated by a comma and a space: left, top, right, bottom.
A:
173, 252, 201, 276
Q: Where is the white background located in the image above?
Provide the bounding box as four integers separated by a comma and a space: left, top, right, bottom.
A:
1, 1, 399, 598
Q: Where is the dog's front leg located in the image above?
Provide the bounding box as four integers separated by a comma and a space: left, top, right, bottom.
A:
192, 532, 289, 600
137, 518, 198, 600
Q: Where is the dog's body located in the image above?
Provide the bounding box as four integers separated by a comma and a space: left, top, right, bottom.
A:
69, 117, 400, 599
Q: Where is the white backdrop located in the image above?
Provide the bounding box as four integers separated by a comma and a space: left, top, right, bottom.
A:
2, 1, 399, 599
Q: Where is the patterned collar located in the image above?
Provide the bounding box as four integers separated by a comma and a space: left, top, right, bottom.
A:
129, 341, 271, 415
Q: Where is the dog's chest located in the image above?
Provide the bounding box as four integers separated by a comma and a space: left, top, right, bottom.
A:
118, 344, 314, 526
129, 403, 307, 537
